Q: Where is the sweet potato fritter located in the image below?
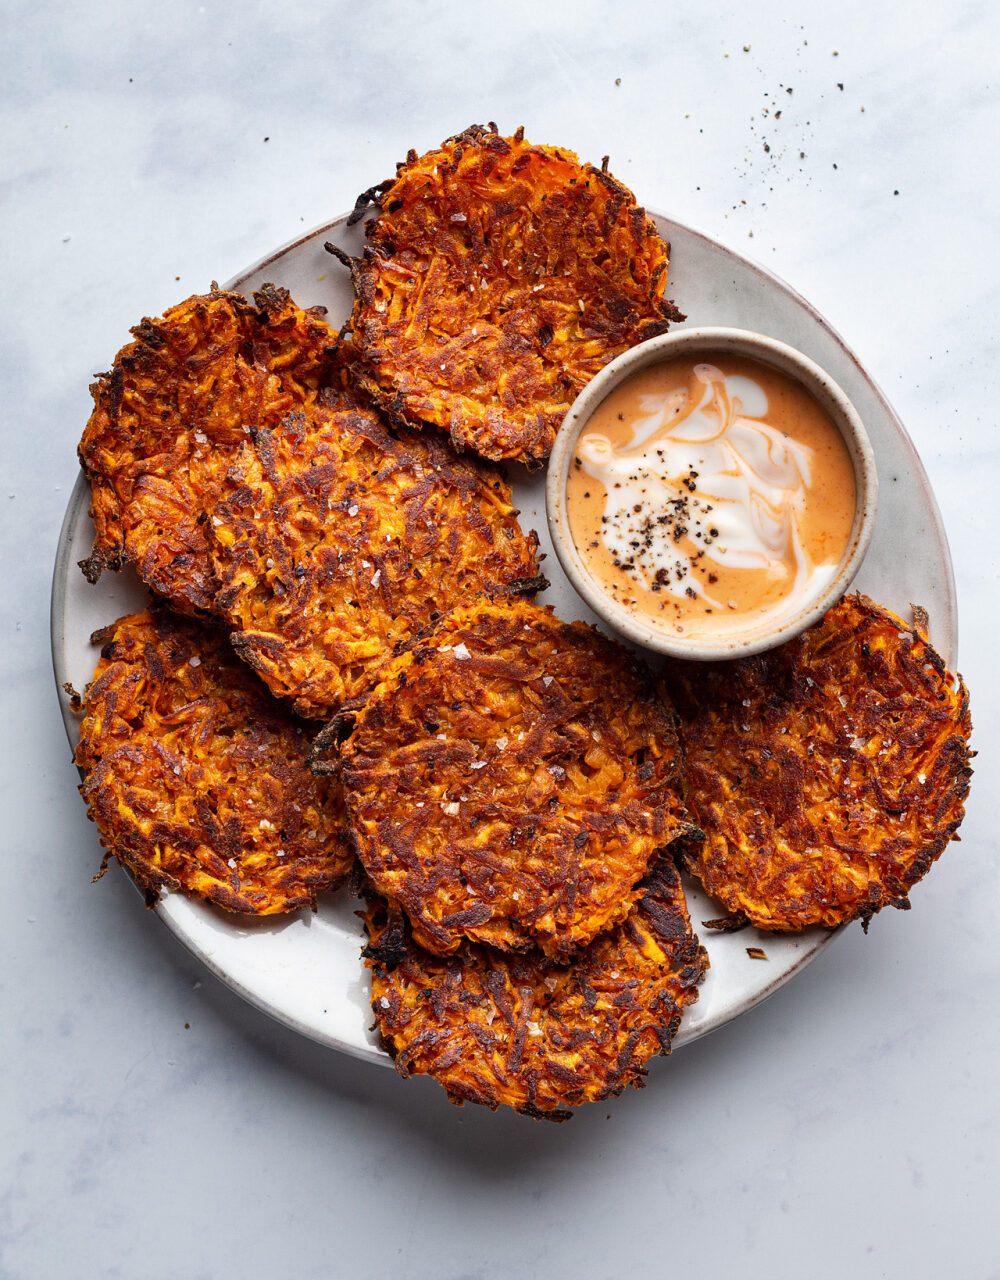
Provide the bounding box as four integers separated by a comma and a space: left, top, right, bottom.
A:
339, 123, 682, 467
207, 387, 542, 719
79, 285, 339, 613
75, 607, 352, 914
363, 859, 708, 1121
664, 594, 973, 932
331, 600, 692, 959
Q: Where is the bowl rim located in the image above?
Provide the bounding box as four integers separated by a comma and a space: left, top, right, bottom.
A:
545, 325, 879, 660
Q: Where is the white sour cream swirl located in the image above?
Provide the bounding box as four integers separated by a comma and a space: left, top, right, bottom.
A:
576, 363, 837, 607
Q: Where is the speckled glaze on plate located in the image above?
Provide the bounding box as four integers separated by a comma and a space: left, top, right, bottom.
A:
51, 210, 957, 1068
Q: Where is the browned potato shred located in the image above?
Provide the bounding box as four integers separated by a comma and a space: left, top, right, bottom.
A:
208, 383, 541, 719
332, 600, 694, 959
664, 594, 973, 932
75, 608, 353, 915
342, 123, 682, 466
78, 288, 540, 718
79, 285, 340, 614
363, 858, 708, 1121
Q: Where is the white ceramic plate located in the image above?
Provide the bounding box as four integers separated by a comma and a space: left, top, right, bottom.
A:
52, 210, 957, 1066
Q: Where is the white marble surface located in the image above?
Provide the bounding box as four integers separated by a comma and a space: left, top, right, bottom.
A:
2, 2, 998, 1277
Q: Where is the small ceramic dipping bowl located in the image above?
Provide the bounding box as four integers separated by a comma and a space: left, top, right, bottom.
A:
546, 327, 878, 660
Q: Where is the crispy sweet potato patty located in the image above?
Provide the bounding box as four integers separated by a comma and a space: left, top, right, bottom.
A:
363, 858, 707, 1120
79, 287, 541, 717
663, 594, 973, 931
342, 124, 681, 466
75, 608, 352, 914
333, 600, 692, 959
79, 286, 339, 614
207, 386, 541, 719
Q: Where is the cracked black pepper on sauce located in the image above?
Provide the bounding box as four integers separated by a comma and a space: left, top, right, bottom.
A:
565, 354, 856, 637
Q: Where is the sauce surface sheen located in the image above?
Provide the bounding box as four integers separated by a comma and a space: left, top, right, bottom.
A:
566, 354, 857, 637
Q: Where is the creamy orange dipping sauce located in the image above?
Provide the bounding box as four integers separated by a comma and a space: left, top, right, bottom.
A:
565, 355, 857, 638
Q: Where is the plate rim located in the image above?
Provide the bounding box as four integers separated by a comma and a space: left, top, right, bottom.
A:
51, 206, 957, 1067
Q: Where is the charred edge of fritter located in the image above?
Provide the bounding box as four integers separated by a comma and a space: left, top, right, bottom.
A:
442, 121, 506, 150
515, 1100, 573, 1124
853, 600, 974, 787
397, 125, 548, 188
637, 859, 710, 991
86, 362, 120, 415
664, 821, 708, 858
387, 123, 509, 186
649, 301, 686, 328
252, 284, 338, 370
361, 908, 409, 972
316, 328, 445, 449
910, 602, 930, 643
856, 593, 940, 664
227, 629, 270, 663
125, 850, 182, 909
360, 903, 576, 1123
892, 709, 974, 898
252, 282, 301, 319
314, 387, 534, 512
325, 330, 368, 384
345, 181, 396, 227
77, 428, 124, 582
343, 356, 433, 440
78, 544, 120, 585
225, 630, 320, 715
324, 240, 359, 274
451, 421, 550, 470
307, 715, 354, 776
78, 801, 182, 907
668, 824, 707, 871
441, 1078, 573, 1124
87, 618, 127, 649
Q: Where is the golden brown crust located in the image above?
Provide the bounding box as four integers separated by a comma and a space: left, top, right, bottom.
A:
663, 594, 974, 931
78, 285, 340, 614
342, 124, 681, 467
75, 607, 352, 914
207, 386, 542, 719
363, 858, 708, 1121
335, 600, 693, 958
